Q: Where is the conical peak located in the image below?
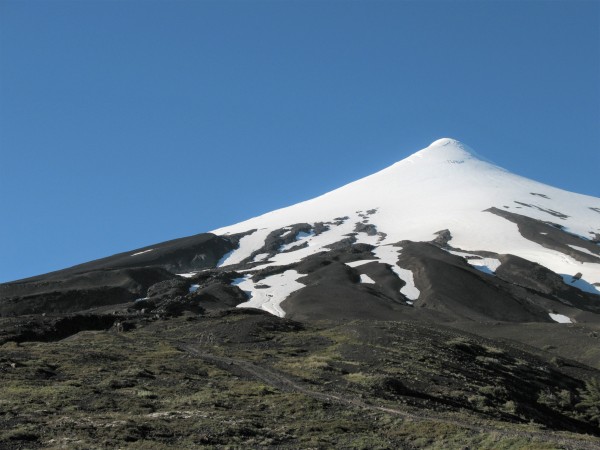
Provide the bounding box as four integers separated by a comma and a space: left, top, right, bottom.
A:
428, 137, 471, 151
403, 137, 482, 165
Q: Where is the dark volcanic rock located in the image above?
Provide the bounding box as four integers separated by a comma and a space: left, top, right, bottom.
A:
486, 208, 600, 263
431, 229, 452, 247
244, 223, 313, 263
8, 233, 238, 284
495, 255, 567, 295
0, 232, 240, 316
354, 222, 378, 236
193, 284, 248, 311
0, 287, 134, 316
0, 314, 119, 344
0, 267, 177, 316
396, 241, 553, 322
282, 258, 409, 321
147, 279, 190, 300
494, 255, 600, 314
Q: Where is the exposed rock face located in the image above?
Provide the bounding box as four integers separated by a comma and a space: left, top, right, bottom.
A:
494, 255, 568, 295
146, 279, 190, 300
0, 287, 134, 316
0, 233, 239, 316
486, 207, 600, 263
11, 232, 239, 283
431, 229, 452, 248
191, 284, 248, 310
243, 223, 313, 263
0, 267, 177, 316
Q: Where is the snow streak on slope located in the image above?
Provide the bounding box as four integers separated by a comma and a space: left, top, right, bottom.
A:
131, 249, 154, 256
232, 271, 304, 317
568, 245, 600, 259
373, 246, 420, 301
218, 229, 271, 266
213, 138, 600, 296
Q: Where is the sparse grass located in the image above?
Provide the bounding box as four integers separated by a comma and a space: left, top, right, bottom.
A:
1, 314, 599, 449
345, 371, 378, 385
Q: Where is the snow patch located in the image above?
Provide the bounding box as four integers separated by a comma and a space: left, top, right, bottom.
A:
296, 230, 314, 240
177, 272, 198, 278
233, 270, 305, 317
354, 230, 381, 246
131, 249, 154, 256
253, 253, 270, 262
360, 274, 376, 284
219, 229, 272, 267
189, 284, 200, 293
346, 260, 376, 268
279, 230, 315, 252
396, 267, 420, 300
447, 250, 501, 275
549, 313, 572, 324
469, 258, 502, 275
216, 250, 234, 267
373, 245, 420, 300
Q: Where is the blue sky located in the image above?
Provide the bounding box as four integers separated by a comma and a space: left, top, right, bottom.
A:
1, 0, 598, 282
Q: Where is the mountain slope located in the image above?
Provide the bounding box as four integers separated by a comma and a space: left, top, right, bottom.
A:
214, 138, 599, 283
3, 138, 600, 448
200, 138, 599, 321
1, 138, 599, 324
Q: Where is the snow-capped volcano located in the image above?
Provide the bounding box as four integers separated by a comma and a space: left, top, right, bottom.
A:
2, 138, 599, 325
213, 138, 600, 292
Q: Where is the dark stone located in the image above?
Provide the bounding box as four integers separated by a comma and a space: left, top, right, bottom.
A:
432, 229, 452, 247
486, 208, 600, 263
354, 222, 378, 236
147, 279, 189, 299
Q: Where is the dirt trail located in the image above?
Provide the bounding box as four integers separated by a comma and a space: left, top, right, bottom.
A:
179, 342, 600, 450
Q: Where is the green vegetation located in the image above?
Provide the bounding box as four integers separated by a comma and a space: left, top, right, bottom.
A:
1, 311, 599, 448
577, 378, 600, 425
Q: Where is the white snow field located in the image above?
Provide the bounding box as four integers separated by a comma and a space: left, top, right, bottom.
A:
232, 270, 305, 317
212, 138, 600, 315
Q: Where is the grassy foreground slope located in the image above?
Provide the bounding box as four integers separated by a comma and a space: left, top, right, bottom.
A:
1, 309, 600, 449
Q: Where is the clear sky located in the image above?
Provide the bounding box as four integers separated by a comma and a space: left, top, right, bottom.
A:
1, 0, 599, 282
